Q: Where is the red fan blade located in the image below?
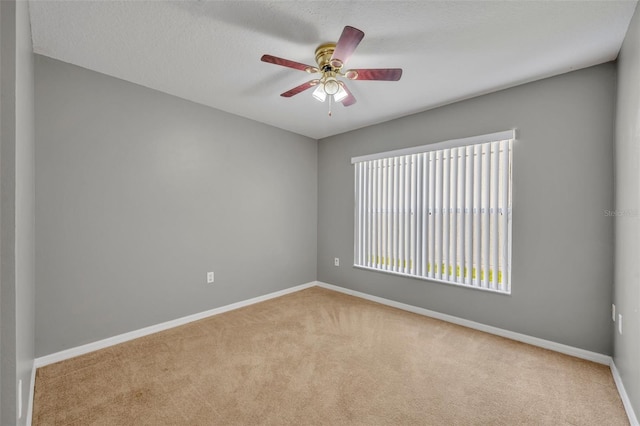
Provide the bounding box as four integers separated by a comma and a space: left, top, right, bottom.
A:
280, 80, 319, 97
330, 26, 365, 68
340, 83, 357, 107
261, 54, 318, 73
345, 68, 402, 81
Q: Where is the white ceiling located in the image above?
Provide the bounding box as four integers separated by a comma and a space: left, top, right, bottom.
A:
29, 1, 637, 140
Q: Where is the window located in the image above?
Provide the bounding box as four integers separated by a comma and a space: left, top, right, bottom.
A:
352, 130, 514, 294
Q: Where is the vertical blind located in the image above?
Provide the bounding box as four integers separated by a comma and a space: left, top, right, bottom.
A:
352, 132, 514, 294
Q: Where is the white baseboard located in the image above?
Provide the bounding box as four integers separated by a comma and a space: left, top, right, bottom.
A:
34, 281, 318, 368
610, 360, 639, 426
316, 281, 611, 365
26, 360, 35, 426
35, 279, 612, 367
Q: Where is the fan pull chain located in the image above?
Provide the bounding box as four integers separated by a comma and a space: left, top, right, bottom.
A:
328, 95, 333, 117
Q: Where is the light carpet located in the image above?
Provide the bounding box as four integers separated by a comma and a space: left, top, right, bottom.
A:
33, 286, 628, 425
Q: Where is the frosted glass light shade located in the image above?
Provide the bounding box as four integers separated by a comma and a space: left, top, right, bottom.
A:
312, 84, 327, 102
334, 84, 348, 102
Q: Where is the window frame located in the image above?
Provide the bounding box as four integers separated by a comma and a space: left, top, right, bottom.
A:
351, 130, 515, 295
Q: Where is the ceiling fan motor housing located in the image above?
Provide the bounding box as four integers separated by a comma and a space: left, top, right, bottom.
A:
315, 43, 341, 71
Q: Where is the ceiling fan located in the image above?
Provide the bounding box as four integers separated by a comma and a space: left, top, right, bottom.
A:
261, 26, 402, 115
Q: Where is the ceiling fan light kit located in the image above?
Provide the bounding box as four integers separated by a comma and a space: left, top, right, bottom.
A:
261, 26, 402, 116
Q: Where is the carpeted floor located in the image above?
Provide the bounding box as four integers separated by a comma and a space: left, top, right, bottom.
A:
33, 286, 628, 425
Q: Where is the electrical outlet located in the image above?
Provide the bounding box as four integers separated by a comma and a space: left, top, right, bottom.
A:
618, 314, 623, 335
612, 304, 616, 321
207, 272, 214, 284
334, 258, 340, 267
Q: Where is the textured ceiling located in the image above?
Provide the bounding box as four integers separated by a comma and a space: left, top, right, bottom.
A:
29, 1, 637, 140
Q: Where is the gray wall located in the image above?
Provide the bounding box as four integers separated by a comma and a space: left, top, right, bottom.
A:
1, 0, 35, 424
614, 2, 640, 418
0, 2, 18, 421
35, 56, 317, 357
318, 63, 616, 355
